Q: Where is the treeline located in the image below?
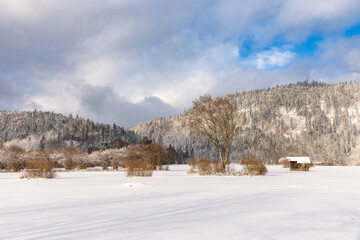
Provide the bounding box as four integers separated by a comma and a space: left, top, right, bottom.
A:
0, 142, 176, 177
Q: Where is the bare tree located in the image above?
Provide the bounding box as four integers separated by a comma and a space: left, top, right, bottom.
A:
187, 95, 245, 171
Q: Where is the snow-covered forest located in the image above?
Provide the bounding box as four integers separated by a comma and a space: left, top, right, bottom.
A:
2, 81, 360, 165
0, 110, 138, 150
133, 81, 360, 165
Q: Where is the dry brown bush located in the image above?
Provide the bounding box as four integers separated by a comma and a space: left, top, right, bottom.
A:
140, 143, 174, 170
187, 158, 197, 166
0, 145, 26, 172
196, 159, 220, 175
77, 160, 87, 170
21, 151, 56, 179
125, 158, 153, 177
121, 143, 173, 176
241, 156, 267, 176
187, 158, 240, 176
111, 155, 121, 171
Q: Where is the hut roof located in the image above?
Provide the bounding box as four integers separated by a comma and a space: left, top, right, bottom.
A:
286, 157, 311, 164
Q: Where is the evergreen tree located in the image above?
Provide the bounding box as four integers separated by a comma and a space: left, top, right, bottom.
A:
39, 135, 46, 151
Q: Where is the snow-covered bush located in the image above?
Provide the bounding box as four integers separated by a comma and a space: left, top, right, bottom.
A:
89, 149, 127, 171
241, 156, 267, 176
89, 151, 110, 170
75, 151, 90, 170
108, 149, 127, 170
56, 147, 84, 171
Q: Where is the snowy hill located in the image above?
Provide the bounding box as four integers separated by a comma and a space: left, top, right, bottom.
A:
0, 111, 138, 151
132, 81, 360, 165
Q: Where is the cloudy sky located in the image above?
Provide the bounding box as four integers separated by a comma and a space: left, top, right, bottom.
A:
1, 0, 360, 127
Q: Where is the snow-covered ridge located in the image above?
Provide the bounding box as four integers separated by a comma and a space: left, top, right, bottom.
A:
132, 82, 360, 165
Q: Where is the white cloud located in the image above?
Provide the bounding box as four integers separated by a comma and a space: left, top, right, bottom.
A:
242, 48, 295, 70
344, 49, 360, 72
1, 0, 360, 126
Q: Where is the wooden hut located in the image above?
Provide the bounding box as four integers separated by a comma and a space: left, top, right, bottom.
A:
286, 157, 311, 171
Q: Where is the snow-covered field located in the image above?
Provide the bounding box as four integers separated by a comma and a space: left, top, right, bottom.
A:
1, 165, 360, 240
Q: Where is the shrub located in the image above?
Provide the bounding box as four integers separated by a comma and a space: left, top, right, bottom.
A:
109, 149, 127, 170
21, 151, 56, 179
241, 156, 267, 176
75, 151, 89, 170
55, 147, 89, 171
77, 159, 88, 170
0, 145, 26, 172
187, 158, 220, 175
187, 158, 240, 176
196, 159, 221, 175
89, 149, 126, 171
99, 154, 110, 171
187, 158, 197, 166
111, 155, 121, 171
125, 158, 153, 177
140, 143, 173, 170
57, 147, 78, 171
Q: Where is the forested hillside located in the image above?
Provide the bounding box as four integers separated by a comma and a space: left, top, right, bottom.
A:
133, 81, 360, 165
2, 81, 360, 165
0, 111, 138, 151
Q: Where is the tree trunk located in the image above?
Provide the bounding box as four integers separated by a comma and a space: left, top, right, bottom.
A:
217, 145, 225, 171
223, 146, 231, 170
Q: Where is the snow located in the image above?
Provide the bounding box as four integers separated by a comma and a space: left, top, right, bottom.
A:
286, 156, 311, 164
1, 165, 360, 240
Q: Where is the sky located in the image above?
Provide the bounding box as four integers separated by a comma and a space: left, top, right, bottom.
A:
1, 0, 360, 128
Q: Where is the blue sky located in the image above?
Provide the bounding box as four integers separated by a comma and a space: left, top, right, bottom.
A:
1, 0, 360, 127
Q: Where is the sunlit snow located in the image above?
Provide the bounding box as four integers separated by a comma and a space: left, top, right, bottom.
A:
1, 165, 360, 240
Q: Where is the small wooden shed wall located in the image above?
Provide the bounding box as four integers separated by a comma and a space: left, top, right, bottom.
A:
286, 157, 311, 171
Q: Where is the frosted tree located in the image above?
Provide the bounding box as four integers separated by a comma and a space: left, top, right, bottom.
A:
39, 135, 46, 151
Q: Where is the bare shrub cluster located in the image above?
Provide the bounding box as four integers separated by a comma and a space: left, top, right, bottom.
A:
125, 159, 153, 177
0, 145, 27, 172
0, 143, 172, 177
89, 149, 126, 171
55, 147, 83, 171
187, 158, 241, 176
241, 156, 267, 176
0, 145, 56, 178
123, 143, 174, 177
21, 150, 56, 179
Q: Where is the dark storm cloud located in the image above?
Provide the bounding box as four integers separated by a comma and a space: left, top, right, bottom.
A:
79, 85, 178, 127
